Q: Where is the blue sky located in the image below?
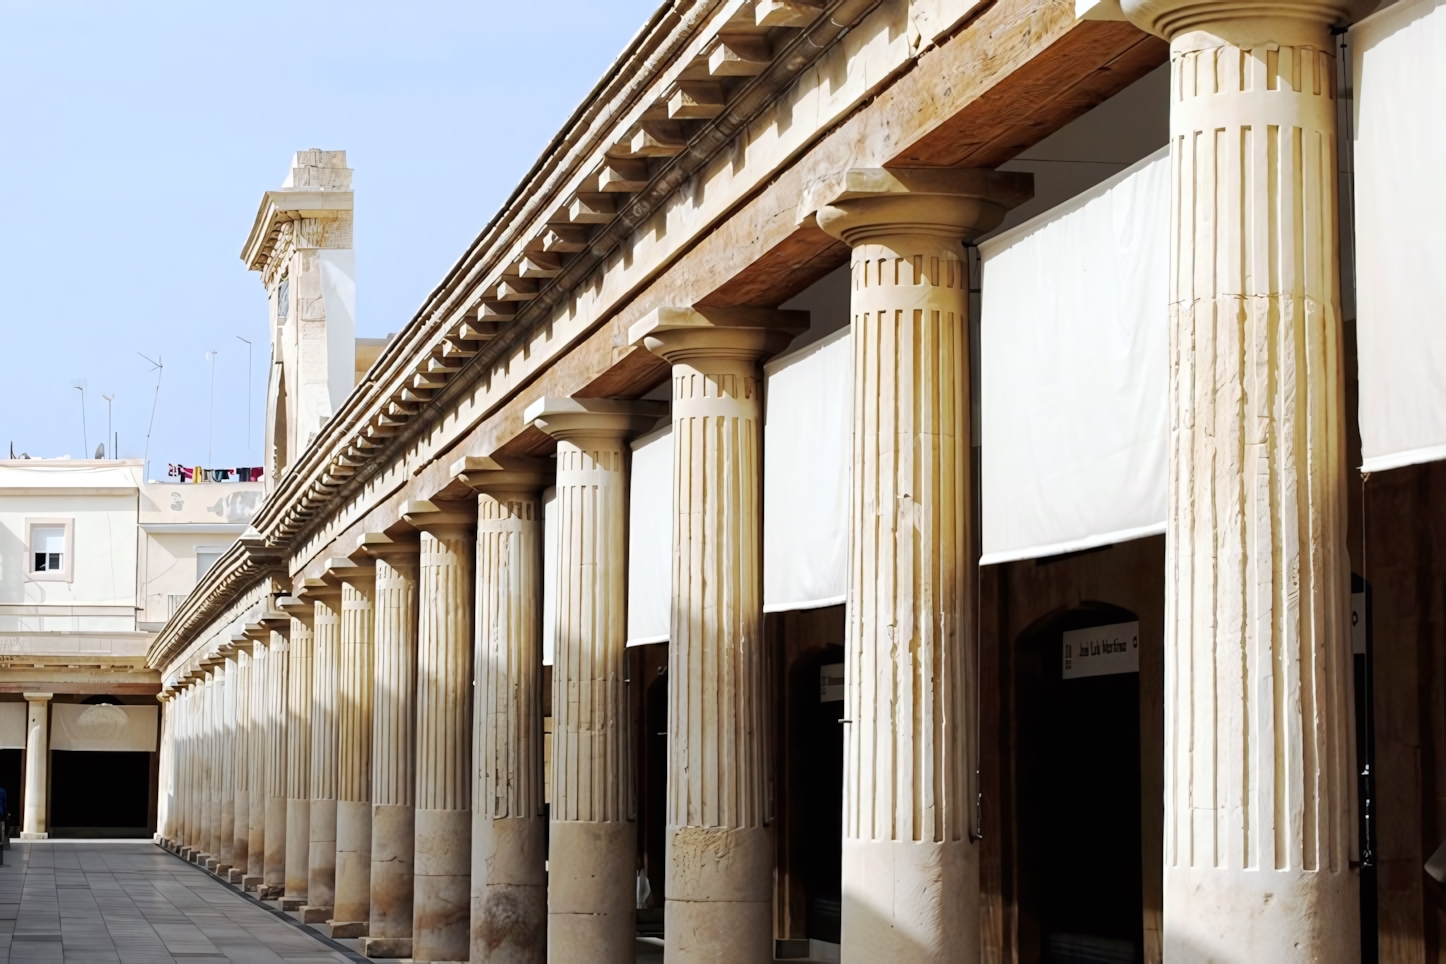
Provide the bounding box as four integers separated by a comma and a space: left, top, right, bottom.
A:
0, 0, 659, 474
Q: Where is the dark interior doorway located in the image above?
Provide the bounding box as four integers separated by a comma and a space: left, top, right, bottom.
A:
50, 751, 152, 837
0, 749, 19, 835
801, 647, 845, 944
1016, 604, 1143, 964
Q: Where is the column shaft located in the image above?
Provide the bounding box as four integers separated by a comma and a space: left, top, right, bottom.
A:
471, 488, 546, 961
249, 640, 268, 882
220, 659, 236, 872
368, 544, 419, 955
408, 511, 474, 963
265, 630, 290, 893
336, 572, 375, 929
308, 594, 341, 917
21, 693, 52, 839
286, 616, 314, 902
233, 648, 252, 881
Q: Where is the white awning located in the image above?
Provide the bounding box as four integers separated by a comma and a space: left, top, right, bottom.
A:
1351, 0, 1446, 473
51, 703, 158, 752
627, 424, 673, 646
763, 327, 852, 612
0, 703, 25, 749
541, 486, 557, 666
979, 147, 1170, 565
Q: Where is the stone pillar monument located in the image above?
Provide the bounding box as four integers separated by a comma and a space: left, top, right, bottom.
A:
362, 531, 420, 960
629, 310, 802, 963
331, 555, 377, 937
454, 457, 553, 963
21, 692, 52, 839
528, 398, 663, 963
304, 579, 343, 922
814, 167, 1030, 963
401, 499, 476, 964
281, 599, 315, 907
1120, 2, 1366, 958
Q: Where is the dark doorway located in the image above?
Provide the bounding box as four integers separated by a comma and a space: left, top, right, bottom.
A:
802, 648, 845, 943
0, 749, 19, 835
1016, 604, 1143, 964
50, 751, 152, 837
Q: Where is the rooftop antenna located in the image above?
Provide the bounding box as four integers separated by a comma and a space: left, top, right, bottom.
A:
102, 393, 115, 459
205, 349, 219, 467
71, 380, 88, 457
139, 354, 163, 479
237, 335, 253, 464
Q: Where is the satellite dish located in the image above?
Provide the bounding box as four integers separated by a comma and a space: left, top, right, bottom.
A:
94, 443, 106, 459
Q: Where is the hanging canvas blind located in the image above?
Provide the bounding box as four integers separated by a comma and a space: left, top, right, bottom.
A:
763, 327, 852, 612
1351, 0, 1446, 472
541, 486, 557, 666
627, 424, 673, 646
0, 703, 25, 749
51, 703, 158, 752
979, 146, 1171, 565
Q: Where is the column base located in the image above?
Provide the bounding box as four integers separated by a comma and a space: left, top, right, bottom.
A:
665, 825, 773, 964
1163, 866, 1359, 963
263, 795, 287, 890
204, 858, 218, 872
227, 869, 245, 884
840, 837, 978, 964
18, 832, 46, 840
214, 863, 231, 876
370, 803, 416, 940
362, 936, 412, 959
285, 798, 311, 900
300, 905, 333, 923
309, 797, 337, 913
242, 875, 263, 891
279, 896, 306, 912
326, 920, 369, 939
549, 819, 631, 963
412, 808, 471, 964
335, 799, 373, 926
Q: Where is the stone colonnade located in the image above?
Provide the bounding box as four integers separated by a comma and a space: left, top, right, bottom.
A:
161, 1, 1360, 945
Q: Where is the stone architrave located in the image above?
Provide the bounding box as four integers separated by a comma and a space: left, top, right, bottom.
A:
1120, 2, 1367, 959
21, 692, 52, 839
330, 555, 377, 937
400, 499, 476, 964
303, 578, 344, 922
264, 626, 291, 896
814, 166, 1031, 963
528, 397, 666, 963
629, 310, 804, 963
454, 456, 553, 963
361, 531, 421, 960
281, 598, 315, 908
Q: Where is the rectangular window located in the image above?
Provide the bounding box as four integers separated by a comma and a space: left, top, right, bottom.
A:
195, 546, 226, 581
25, 519, 73, 582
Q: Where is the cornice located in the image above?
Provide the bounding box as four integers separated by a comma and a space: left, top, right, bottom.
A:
242, 188, 355, 271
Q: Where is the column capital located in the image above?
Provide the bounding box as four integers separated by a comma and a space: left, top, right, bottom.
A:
230, 629, 257, 655
296, 576, 343, 605
356, 529, 420, 562
22, 692, 53, 703
450, 455, 552, 497
400, 498, 476, 533
811, 167, 1031, 247
259, 602, 291, 631
525, 397, 666, 442
1121, 0, 1373, 43
325, 555, 376, 589
277, 594, 314, 626
629, 306, 806, 366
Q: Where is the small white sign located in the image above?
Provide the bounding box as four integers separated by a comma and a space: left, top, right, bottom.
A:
1352, 591, 1367, 656
820, 662, 844, 703
1062, 621, 1139, 679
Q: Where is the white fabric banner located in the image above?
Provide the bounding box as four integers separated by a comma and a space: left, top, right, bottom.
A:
51, 703, 158, 752
0, 703, 25, 749
979, 146, 1170, 565
627, 425, 673, 646
763, 327, 852, 611
1351, 0, 1446, 472
542, 486, 557, 666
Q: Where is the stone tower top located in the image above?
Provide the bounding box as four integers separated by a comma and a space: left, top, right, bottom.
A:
282, 149, 351, 191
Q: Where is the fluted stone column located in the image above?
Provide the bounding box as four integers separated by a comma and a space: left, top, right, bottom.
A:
231, 642, 254, 883
264, 626, 291, 896
401, 500, 476, 964
21, 692, 51, 839
363, 532, 420, 959
332, 556, 376, 937
526, 398, 663, 962
302, 580, 343, 922
248, 626, 270, 888
157, 692, 174, 846
281, 600, 315, 907
1120, 2, 1364, 959
178, 686, 193, 852
815, 167, 1030, 963
629, 311, 803, 963
219, 654, 237, 874
454, 457, 553, 962
202, 669, 218, 864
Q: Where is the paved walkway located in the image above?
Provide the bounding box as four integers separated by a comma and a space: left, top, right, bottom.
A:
0, 841, 353, 963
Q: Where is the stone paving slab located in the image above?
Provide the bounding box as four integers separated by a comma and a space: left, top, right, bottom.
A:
0, 842, 354, 964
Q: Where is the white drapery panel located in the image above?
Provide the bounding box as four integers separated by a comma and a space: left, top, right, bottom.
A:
0, 703, 24, 749
979, 146, 1170, 565
51, 703, 158, 752
1351, 0, 1446, 472
542, 486, 557, 666
763, 327, 852, 611
627, 425, 673, 646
